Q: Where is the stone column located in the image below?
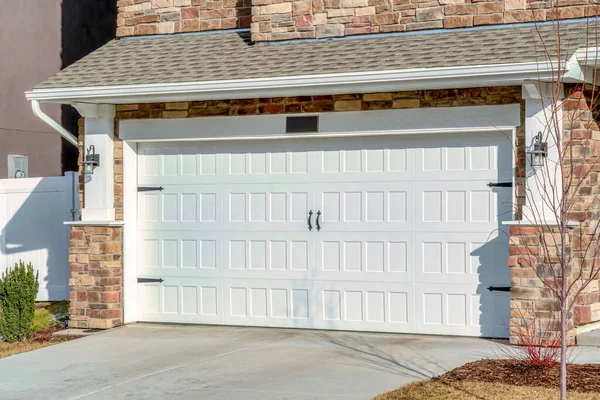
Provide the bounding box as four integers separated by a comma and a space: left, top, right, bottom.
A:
68, 225, 122, 329
68, 103, 123, 329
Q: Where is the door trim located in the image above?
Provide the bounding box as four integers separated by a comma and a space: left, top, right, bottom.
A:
123, 141, 138, 323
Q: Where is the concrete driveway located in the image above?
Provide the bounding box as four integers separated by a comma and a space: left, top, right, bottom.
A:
0, 324, 533, 399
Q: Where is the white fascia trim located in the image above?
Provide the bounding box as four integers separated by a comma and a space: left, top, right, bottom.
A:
564, 47, 600, 84
26, 61, 561, 103
64, 221, 124, 227
502, 220, 580, 228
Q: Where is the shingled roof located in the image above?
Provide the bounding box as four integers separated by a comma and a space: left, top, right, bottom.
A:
35, 21, 596, 90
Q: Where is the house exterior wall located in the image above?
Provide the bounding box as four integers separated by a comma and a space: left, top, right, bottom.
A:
70, 86, 531, 331
0, 0, 63, 178
116, 0, 252, 37
251, 0, 600, 42
508, 84, 600, 346
115, 0, 600, 41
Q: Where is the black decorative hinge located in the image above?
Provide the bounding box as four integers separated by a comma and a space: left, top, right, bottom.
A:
138, 186, 164, 192
137, 278, 164, 283
487, 286, 511, 292
487, 182, 513, 188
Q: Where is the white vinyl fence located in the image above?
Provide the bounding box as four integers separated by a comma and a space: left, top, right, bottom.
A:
0, 172, 78, 301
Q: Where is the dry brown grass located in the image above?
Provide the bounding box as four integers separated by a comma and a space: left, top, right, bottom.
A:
374, 379, 600, 400
0, 338, 70, 359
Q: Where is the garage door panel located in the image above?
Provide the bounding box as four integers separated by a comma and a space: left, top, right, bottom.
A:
414, 137, 513, 182
223, 147, 314, 184
315, 232, 414, 282
222, 279, 315, 329
415, 182, 511, 232
416, 284, 509, 337
414, 233, 508, 285
223, 183, 313, 231
137, 278, 223, 324
138, 185, 222, 232
223, 232, 313, 280
138, 231, 222, 278
314, 146, 415, 183
315, 182, 414, 232
137, 144, 223, 185
315, 281, 416, 333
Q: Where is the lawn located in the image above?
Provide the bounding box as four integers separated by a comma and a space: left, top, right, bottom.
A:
0, 301, 73, 359
375, 360, 600, 400
375, 379, 600, 400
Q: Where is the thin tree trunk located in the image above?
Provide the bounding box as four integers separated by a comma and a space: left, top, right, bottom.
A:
560, 288, 568, 400
560, 214, 568, 400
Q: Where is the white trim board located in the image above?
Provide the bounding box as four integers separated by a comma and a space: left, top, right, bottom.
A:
120, 105, 521, 142
122, 141, 138, 324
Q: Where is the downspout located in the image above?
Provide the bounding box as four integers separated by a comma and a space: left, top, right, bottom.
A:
31, 100, 78, 148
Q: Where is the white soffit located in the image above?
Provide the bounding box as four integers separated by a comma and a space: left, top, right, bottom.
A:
120, 104, 521, 142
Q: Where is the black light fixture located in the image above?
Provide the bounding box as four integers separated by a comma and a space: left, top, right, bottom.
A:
83, 145, 100, 175
528, 132, 548, 168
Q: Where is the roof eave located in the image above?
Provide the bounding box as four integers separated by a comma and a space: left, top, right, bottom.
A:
26, 61, 564, 105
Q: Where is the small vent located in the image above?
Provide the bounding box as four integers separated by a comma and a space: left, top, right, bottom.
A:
8, 155, 28, 179
286, 116, 319, 134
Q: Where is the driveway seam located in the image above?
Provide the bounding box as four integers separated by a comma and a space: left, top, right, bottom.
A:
151, 386, 364, 398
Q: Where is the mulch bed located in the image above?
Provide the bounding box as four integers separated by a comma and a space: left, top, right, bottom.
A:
28, 326, 75, 343
442, 360, 600, 393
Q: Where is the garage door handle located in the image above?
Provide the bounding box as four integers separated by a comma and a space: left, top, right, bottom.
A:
316, 211, 321, 231
307, 210, 313, 231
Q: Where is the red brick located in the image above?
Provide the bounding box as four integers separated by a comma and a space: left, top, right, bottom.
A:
510, 226, 540, 235
181, 7, 200, 19
509, 246, 539, 256
101, 309, 122, 319
574, 305, 592, 325
70, 291, 87, 302
101, 292, 120, 303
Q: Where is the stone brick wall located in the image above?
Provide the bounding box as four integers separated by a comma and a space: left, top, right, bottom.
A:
116, 0, 251, 36
68, 226, 123, 329
116, 0, 600, 40
563, 85, 600, 327
251, 0, 600, 42
508, 85, 600, 345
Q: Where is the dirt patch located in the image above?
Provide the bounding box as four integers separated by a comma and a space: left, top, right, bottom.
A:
374, 380, 600, 400
0, 326, 78, 359
28, 326, 71, 343
443, 359, 600, 393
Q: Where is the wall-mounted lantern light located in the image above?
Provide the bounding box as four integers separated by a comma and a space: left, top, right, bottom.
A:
83, 145, 100, 175
527, 132, 548, 168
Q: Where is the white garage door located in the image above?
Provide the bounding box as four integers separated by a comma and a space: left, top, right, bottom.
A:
136, 133, 512, 337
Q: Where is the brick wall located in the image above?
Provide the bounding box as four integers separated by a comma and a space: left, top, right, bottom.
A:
563, 85, 600, 327
252, 1, 600, 41
68, 225, 123, 329
117, 0, 600, 40
508, 85, 600, 345
116, 0, 251, 37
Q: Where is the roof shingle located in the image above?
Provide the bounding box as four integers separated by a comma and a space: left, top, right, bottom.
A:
34, 21, 597, 89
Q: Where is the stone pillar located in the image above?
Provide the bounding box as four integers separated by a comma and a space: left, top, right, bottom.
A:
508, 224, 576, 346
68, 103, 123, 329
69, 225, 123, 329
